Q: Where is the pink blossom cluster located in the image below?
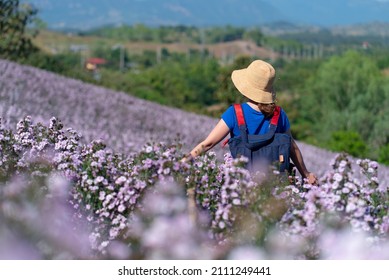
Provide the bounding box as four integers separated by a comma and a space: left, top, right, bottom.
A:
277, 154, 388, 238
0, 117, 387, 259
0, 117, 255, 256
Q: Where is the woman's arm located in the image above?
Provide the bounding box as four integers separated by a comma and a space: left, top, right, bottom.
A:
189, 119, 230, 157
286, 130, 317, 185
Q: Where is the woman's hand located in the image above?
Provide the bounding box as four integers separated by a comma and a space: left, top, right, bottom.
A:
188, 120, 230, 159
180, 154, 194, 163
306, 172, 318, 185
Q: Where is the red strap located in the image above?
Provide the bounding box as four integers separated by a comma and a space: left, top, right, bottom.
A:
233, 104, 245, 126
270, 106, 281, 126
222, 104, 244, 148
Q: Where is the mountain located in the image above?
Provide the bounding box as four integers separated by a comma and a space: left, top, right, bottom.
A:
26, 0, 286, 29
269, 0, 389, 26
25, 0, 389, 30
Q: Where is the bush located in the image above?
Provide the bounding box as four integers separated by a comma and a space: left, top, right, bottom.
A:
328, 130, 368, 158
379, 144, 389, 166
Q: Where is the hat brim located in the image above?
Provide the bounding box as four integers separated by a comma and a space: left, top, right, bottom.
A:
231, 69, 275, 104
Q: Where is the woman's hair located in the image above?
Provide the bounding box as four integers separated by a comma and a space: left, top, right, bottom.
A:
247, 98, 276, 117
257, 103, 276, 117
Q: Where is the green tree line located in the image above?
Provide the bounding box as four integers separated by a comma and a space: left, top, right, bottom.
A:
82, 24, 264, 46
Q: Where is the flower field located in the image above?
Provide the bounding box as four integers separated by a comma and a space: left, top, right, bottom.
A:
0, 59, 388, 259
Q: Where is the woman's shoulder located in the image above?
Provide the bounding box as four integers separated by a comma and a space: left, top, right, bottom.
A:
221, 105, 236, 127
277, 106, 290, 131
223, 103, 246, 115
222, 104, 235, 115
222, 103, 262, 118
278, 106, 289, 117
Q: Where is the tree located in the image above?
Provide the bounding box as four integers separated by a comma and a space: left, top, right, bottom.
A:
243, 28, 264, 46
328, 130, 368, 158
299, 50, 386, 145
378, 144, 389, 166
215, 56, 252, 106
0, 0, 38, 60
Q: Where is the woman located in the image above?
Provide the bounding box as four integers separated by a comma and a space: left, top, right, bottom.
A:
188, 59, 317, 185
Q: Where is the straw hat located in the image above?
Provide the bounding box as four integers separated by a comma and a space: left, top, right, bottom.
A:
231, 60, 276, 104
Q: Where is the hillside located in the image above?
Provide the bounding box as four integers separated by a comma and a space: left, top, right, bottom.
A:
1, 59, 389, 184
0, 59, 217, 153
261, 21, 389, 38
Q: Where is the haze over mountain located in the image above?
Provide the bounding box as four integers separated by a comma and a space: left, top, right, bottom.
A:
26, 0, 389, 30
